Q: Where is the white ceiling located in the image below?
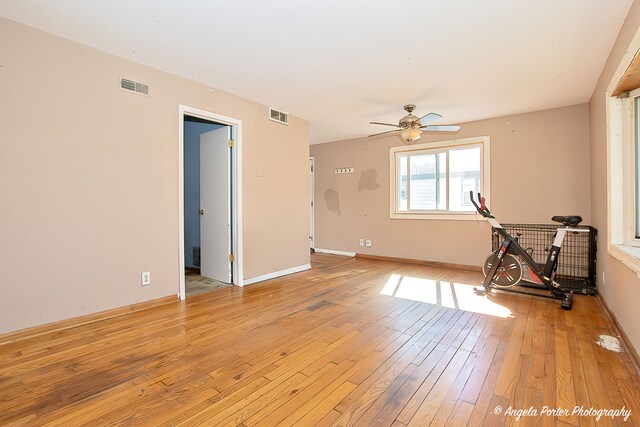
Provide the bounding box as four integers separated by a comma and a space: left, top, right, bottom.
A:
0, 0, 632, 144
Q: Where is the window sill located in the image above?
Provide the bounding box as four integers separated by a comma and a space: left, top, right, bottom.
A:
609, 244, 640, 277
390, 212, 483, 221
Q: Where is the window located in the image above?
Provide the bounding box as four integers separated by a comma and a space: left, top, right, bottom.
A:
607, 68, 640, 273
390, 137, 490, 220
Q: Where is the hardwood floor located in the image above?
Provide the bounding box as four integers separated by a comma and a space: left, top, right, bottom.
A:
1, 253, 639, 426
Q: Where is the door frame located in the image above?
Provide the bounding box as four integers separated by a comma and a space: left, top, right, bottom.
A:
309, 156, 315, 250
178, 105, 243, 300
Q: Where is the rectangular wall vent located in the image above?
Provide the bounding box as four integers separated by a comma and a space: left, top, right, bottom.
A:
269, 107, 288, 125
193, 246, 201, 267
119, 77, 149, 96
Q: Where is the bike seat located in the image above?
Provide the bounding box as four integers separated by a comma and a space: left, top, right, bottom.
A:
551, 215, 582, 226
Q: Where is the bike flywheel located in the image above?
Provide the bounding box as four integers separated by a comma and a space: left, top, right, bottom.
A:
482, 252, 523, 288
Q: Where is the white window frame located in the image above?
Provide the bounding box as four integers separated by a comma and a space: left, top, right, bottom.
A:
389, 136, 490, 220
621, 88, 640, 247
606, 26, 640, 275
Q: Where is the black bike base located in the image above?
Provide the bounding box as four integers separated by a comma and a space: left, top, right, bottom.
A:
474, 286, 573, 310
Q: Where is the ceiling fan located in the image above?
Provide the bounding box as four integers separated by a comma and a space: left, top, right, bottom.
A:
369, 104, 461, 143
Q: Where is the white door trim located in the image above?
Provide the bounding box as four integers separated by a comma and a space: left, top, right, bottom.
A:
178, 105, 244, 300
310, 156, 315, 250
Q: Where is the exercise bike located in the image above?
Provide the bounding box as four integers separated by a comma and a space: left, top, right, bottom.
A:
469, 192, 589, 310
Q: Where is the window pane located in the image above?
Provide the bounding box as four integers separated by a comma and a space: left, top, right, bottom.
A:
449, 146, 481, 211
409, 154, 437, 210
398, 155, 408, 212
438, 152, 447, 210
636, 97, 640, 238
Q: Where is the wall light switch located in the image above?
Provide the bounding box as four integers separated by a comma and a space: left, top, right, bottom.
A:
359, 239, 364, 246
142, 272, 151, 286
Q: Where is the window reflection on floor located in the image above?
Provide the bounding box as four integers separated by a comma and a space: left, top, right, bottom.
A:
380, 274, 512, 318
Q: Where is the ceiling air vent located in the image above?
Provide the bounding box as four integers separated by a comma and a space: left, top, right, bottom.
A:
269, 107, 288, 125
119, 77, 149, 96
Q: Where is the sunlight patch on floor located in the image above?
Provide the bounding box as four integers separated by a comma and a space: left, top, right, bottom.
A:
380, 273, 512, 318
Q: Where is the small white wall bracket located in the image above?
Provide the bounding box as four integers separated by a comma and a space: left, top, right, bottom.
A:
335, 167, 355, 174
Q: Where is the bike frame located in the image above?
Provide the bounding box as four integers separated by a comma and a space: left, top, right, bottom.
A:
484, 216, 568, 300
469, 192, 588, 308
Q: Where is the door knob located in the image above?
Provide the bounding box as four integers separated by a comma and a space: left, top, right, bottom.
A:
199, 209, 204, 215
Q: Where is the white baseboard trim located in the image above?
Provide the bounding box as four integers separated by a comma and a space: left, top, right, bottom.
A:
314, 248, 356, 257
242, 263, 311, 286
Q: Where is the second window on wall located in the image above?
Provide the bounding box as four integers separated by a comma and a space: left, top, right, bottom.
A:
390, 137, 490, 220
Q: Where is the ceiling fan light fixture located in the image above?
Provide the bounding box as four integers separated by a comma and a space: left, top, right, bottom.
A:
368, 105, 460, 140
400, 127, 422, 142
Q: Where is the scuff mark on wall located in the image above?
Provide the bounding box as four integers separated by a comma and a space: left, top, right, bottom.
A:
358, 168, 380, 191
324, 189, 341, 214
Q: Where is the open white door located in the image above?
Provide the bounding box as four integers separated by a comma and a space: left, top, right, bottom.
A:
200, 127, 231, 283
310, 157, 314, 249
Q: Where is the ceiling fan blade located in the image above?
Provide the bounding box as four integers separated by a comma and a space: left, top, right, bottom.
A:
368, 129, 401, 137
423, 125, 461, 132
419, 112, 442, 125
369, 121, 401, 127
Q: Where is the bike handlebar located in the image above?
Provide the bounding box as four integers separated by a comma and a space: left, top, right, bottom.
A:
469, 191, 494, 218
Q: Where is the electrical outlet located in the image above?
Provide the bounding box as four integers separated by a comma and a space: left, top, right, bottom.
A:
141, 272, 151, 286
365, 240, 372, 247
359, 239, 364, 246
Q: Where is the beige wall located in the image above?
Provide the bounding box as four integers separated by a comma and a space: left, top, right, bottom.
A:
589, 1, 640, 354
0, 18, 310, 334
311, 104, 590, 267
